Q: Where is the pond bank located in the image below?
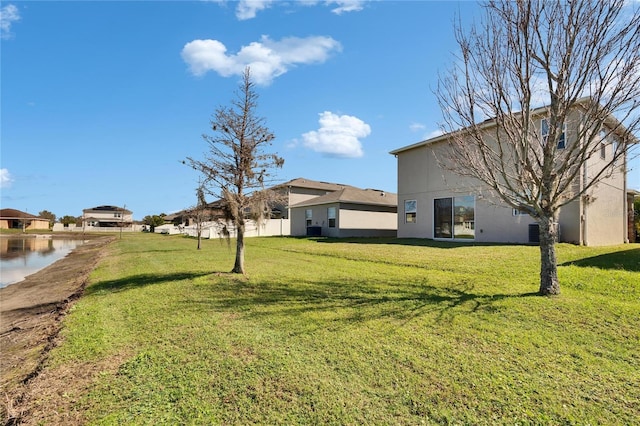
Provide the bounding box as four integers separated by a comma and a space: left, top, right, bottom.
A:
1, 235, 114, 423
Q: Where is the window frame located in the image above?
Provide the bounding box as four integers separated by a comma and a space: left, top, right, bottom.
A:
404, 199, 417, 224
327, 207, 336, 228
305, 209, 313, 227
541, 118, 566, 149
434, 196, 475, 240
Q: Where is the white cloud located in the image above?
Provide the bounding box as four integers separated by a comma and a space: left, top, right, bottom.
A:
0, 4, 20, 39
1, 168, 13, 188
181, 35, 342, 85
409, 122, 426, 132
302, 111, 371, 158
236, 0, 275, 20
326, 0, 366, 15
212, 0, 367, 19
426, 129, 444, 139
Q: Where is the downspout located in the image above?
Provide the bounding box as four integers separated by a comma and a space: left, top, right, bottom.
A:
581, 114, 588, 246
582, 163, 588, 246
623, 150, 629, 243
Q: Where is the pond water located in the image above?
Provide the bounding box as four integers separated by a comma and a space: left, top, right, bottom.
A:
0, 237, 85, 288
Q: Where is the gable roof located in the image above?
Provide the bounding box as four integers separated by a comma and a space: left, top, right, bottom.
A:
290, 187, 397, 208
83, 205, 132, 214
0, 209, 43, 219
273, 177, 356, 192
389, 97, 638, 155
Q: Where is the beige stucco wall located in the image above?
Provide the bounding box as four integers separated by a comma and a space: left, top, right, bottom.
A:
291, 203, 397, 238
394, 141, 540, 242
580, 156, 626, 246
84, 211, 133, 222
0, 218, 50, 230
26, 219, 50, 230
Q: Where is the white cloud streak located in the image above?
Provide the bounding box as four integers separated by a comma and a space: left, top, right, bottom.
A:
326, 0, 366, 15
302, 111, 371, 158
0, 4, 20, 39
212, 0, 367, 20
236, 0, 275, 20
181, 35, 342, 85
1, 168, 13, 188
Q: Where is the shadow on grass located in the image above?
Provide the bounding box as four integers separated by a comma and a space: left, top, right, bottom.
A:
309, 237, 530, 249
559, 248, 640, 272
86, 272, 211, 295
185, 276, 540, 332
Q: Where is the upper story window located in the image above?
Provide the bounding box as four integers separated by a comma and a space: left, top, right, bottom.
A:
404, 200, 417, 223
305, 209, 312, 227
600, 142, 606, 159
541, 119, 566, 149
327, 207, 336, 228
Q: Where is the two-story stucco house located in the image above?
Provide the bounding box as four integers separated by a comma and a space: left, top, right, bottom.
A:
82, 205, 133, 229
390, 103, 635, 246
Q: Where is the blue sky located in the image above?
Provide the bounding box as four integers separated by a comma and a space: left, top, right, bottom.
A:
2, 1, 639, 221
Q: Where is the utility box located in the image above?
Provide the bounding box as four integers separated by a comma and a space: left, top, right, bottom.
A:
306, 226, 322, 237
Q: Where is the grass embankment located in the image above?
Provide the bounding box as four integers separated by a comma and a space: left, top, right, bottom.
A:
33, 234, 640, 424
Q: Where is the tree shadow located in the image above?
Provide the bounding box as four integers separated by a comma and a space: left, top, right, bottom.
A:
85, 272, 211, 295
309, 237, 529, 249
559, 248, 640, 272
184, 276, 540, 333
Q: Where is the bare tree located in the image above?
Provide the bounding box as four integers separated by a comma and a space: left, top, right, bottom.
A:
437, 0, 640, 295
188, 182, 210, 250
186, 67, 284, 274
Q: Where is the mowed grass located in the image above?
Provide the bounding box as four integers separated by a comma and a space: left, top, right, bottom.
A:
44, 234, 639, 424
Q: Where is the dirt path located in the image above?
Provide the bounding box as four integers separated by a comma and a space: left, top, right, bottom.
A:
1, 235, 114, 424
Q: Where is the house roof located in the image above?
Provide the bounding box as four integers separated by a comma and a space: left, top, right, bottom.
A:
0, 208, 44, 220
273, 177, 356, 192
389, 97, 638, 155
83, 205, 132, 214
290, 187, 397, 208
164, 200, 227, 221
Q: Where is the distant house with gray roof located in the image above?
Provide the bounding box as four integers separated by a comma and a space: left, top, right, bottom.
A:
287, 183, 397, 238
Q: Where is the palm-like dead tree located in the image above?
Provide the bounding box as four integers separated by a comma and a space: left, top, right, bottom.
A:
186, 67, 284, 274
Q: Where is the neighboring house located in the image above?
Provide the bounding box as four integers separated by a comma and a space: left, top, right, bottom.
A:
288, 186, 398, 238
0, 209, 50, 230
390, 104, 634, 246
271, 177, 358, 219
163, 178, 397, 239
82, 205, 133, 228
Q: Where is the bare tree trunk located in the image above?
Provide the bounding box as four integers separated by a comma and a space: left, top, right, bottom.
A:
538, 215, 559, 295
232, 222, 245, 274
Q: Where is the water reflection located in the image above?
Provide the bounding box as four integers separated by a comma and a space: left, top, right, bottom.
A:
0, 237, 85, 288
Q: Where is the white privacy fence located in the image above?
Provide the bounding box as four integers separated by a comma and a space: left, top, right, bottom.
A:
155, 218, 290, 239
52, 223, 144, 232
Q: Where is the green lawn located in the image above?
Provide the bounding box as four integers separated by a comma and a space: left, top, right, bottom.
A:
42, 234, 639, 424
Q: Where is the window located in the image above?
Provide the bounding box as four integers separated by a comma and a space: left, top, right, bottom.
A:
600, 142, 606, 159
305, 209, 312, 227
434, 196, 475, 239
513, 208, 528, 216
328, 207, 336, 228
114, 212, 122, 218
541, 119, 566, 149
404, 200, 417, 223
